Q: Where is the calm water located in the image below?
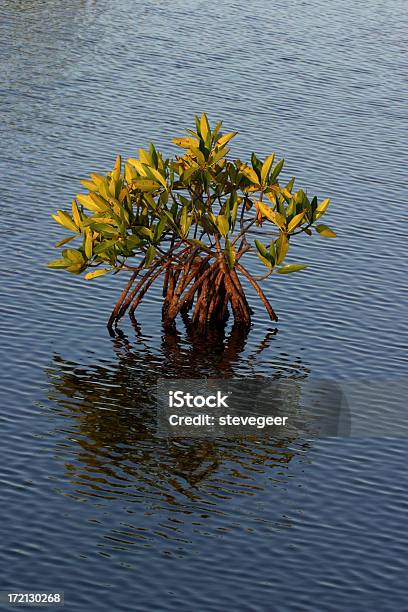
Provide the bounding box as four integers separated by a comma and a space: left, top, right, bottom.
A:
1, 0, 407, 610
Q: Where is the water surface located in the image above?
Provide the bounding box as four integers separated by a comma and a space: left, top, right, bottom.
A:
1, 1, 407, 610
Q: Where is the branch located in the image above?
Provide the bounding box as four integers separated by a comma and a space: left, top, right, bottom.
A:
236, 263, 278, 322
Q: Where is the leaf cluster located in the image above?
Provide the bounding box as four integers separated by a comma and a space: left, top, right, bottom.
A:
49, 114, 336, 279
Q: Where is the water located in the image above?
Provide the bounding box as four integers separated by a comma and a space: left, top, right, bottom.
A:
1, 0, 407, 610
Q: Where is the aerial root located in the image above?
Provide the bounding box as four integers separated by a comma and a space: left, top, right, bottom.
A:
108, 247, 277, 332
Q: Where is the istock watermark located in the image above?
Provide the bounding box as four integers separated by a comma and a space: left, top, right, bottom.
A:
168, 390, 230, 408
157, 378, 351, 439
157, 377, 408, 439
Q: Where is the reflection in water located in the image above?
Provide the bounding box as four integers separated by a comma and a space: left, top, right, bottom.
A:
46, 325, 312, 516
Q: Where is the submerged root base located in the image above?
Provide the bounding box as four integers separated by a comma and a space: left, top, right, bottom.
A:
107, 253, 277, 334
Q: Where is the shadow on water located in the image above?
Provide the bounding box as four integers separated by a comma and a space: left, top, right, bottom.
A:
45, 324, 314, 516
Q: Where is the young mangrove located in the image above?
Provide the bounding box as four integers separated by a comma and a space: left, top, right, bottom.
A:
48, 114, 336, 332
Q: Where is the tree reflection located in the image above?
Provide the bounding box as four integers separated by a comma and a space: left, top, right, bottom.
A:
46, 323, 311, 505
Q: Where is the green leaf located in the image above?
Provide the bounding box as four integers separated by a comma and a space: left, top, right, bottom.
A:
269, 159, 284, 182
211, 146, 229, 165
277, 263, 308, 274
172, 137, 197, 149
189, 239, 212, 253
64, 248, 84, 263
269, 240, 276, 266
89, 193, 110, 212
66, 262, 84, 274
131, 179, 161, 192
212, 120, 223, 142
181, 166, 198, 183
144, 244, 156, 267
189, 146, 206, 165
125, 235, 144, 251
315, 224, 336, 238
216, 214, 229, 237
124, 162, 138, 183
47, 258, 71, 269
85, 268, 110, 280
135, 226, 154, 240
93, 239, 118, 255
54, 235, 76, 248
149, 143, 159, 168
144, 166, 167, 188
153, 215, 167, 242
275, 232, 289, 265
255, 240, 273, 269
230, 198, 239, 231
224, 239, 236, 270
240, 166, 259, 185
91, 223, 118, 236
285, 177, 295, 193
255, 239, 269, 259
180, 204, 191, 237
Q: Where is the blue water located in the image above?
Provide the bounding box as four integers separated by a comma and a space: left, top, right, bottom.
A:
1, 1, 407, 610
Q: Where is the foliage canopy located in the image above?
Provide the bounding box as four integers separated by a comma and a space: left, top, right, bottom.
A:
49, 114, 336, 331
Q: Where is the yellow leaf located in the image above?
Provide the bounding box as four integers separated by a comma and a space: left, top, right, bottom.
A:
47, 258, 70, 269
139, 148, 152, 165
316, 224, 336, 238
89, 174, 109, 198
66, 262, 84, 274
64, 248, 84, 263
266, 191, 277, 205
275, 232, 289, 264
200, 112, 210, 142
85, 231, 93, 258
315, 198, 331, 219
52, 211, 78, 233
216, 131, 238, 147
144, 166, 167, 187
89, 193, 110, 211
86, 216, 115, 224
54, 235, 76, 248
80, 179, 98, 191
287, 210, 306, 233
85, 268, 110, 280
188, 146, 206, 165
216, 214, 229, 237
257, 202, 286, 229
261, 154, 275, 183
76, 193, 102, 213
172, 137, 197, 149
112, 154, 121, 182
131, 179, 161, 192
280, 188, 293, 200
127, 158, 148, 176
71, 200, 81, 228
124, 162, 137, 183
240, 166, 259, 185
